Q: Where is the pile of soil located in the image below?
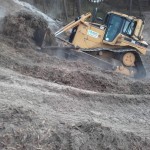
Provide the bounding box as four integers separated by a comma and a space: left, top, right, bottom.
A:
1, 105, 150, 150
0, 67, 150, 150
2, 11, 56, 48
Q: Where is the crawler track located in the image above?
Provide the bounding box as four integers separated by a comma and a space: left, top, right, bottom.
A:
82, 48, 146, 78
41, 46, 146, 78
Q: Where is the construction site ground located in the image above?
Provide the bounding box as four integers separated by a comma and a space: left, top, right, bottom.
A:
0, 0, 150, 149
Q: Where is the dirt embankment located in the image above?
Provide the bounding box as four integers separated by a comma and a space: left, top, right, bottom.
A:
0, 67, 150, 150
0, 6, 150, 150
1, 11, 57, 49
0, 11, 150, 95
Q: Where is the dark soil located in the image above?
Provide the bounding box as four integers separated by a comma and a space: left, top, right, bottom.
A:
2, 11, 56, 48
1, 105, 150, 150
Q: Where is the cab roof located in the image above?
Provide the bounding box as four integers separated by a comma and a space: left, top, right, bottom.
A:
108, 11, 142, 21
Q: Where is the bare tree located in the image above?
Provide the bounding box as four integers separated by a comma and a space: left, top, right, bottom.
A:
76, 0, 81, 16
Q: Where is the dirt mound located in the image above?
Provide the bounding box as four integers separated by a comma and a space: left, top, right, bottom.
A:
0, 67, 150, 150
14, 64, 150, 95
1, 105, 150, 150
2, 11, 56, 48
1, 106, 149, 150
0, 105, 46, 150
0, 38, 150, 95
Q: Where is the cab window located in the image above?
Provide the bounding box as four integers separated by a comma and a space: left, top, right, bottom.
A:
123, 20, 136, 36
104, 15, 123, 42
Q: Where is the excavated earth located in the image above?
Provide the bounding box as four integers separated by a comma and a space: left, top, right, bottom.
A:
0, 1, 150, 150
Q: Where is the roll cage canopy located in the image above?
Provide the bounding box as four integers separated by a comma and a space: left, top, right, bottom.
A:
103, 13, 137, 42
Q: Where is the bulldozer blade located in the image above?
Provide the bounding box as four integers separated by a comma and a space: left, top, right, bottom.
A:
40, 47, 114, 70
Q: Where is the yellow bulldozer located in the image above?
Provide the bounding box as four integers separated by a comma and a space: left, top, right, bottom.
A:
46, 11, 148, 78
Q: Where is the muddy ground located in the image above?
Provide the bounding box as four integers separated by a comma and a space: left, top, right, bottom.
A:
0, 1, 150, 150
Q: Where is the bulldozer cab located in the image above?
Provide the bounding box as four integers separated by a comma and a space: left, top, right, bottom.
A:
103, 12, 137, 42
91, 8, 144, 43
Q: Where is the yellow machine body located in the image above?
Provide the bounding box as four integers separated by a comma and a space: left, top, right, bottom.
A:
69, 12, 147, 55
55, 11, 148, 78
